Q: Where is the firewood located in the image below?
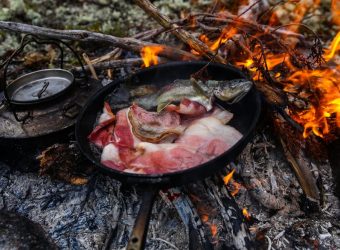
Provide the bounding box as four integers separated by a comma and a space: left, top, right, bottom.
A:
74, 58, 143, 72
0, 21, 198, 62
82, 53, 98, 80
273, 114, 320, 202
134, 0, 227, 64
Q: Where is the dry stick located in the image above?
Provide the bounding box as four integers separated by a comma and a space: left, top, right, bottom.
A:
90, 48, 121, 64
273, 113, 320, 202
0, 21, 198, 62
74, 58, 143, 72
280, 138, 320, 201
134, 0, 227, 64
192, 14, 305, 39
82, 53, 99, 80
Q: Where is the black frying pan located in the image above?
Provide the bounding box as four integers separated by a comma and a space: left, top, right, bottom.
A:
75, 61, 261, 250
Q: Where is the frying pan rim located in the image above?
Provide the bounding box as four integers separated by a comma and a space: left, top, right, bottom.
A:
75, 61, 261, 183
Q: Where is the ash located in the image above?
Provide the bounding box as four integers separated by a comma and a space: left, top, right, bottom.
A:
0, 163, 187, 250
0, 125, 339, 249
233, 126, 340, 249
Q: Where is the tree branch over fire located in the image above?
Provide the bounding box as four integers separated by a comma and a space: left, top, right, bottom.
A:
0, 21, 198, 62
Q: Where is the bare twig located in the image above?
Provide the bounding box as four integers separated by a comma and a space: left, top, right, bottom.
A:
90, 27, 166, 64
74, 58, 143, 72
82, 53, 98, 80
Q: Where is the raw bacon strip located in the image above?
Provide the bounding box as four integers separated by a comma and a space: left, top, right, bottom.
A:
129, 142, 205, 174
114, 108, 140, 148
176, 116, 242, 158
165, 98, 206, 116
91, 101, 241, 175
101, 143, 125, 171
88, 102, 115, 148
128, 104, 184, 143
126, 116, 242, 174
181, 106, 234, 126
210, 107, 233, 124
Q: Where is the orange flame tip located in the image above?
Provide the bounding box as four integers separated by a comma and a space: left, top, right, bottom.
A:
242, 208, 251, 220
223, 169, 235, 185
140, 46, 163, 68
324, 32, 340, 62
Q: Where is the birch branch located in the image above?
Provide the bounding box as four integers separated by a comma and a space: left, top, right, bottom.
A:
0, 21, 198, 61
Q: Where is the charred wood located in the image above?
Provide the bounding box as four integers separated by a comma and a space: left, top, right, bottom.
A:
273, 114, 321, 203
37, 143, 93, 185
162, 177, 253, 250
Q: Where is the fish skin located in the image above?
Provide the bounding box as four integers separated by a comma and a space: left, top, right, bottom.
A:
157, 79, 212, 112
133, 78, 252, 112
213, 79, 253, 103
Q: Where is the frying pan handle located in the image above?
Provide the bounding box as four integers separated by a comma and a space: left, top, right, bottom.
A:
127, 187, 158, 250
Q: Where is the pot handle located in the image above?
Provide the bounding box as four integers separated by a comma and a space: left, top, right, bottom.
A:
127, 187, 158, 250
1, 34, 88, 123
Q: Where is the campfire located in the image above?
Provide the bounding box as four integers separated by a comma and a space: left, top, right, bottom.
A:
0, 0, 339, 249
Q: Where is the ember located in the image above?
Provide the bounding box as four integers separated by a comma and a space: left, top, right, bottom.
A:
242, 208, 251, 221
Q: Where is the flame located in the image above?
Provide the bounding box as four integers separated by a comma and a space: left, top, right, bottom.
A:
223, 169, 235, 185
223, 169, 242, 196
210, 27, 238, 51
193, 0, 340, 139
324, 32, 340, 62
197, 27, 238, 53
233, 28, 340, 138
242, 208, 251, 220
140, 46, 163, 67
285, 64, 340, 138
